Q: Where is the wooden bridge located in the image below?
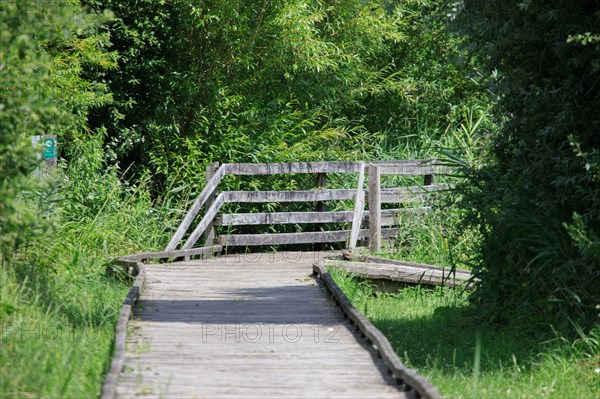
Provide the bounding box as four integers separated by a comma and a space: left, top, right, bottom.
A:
102, 161, 449, 399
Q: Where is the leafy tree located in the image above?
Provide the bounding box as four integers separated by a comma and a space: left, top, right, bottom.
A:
453, 0, 600, 331
85, 0, 488, 194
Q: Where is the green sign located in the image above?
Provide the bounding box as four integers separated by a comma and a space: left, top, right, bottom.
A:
43, 137, 56, 159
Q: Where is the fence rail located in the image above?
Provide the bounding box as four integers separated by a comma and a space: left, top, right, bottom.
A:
166, 160, 448, 253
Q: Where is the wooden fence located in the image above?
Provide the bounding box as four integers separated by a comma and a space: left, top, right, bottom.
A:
165, 161, 448, 254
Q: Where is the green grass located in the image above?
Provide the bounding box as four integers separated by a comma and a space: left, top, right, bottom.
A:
0, 266, 128, 398
0, 160, 178, 398
330, 268, 600, 399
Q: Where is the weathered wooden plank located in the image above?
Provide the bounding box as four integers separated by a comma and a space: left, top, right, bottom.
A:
113, 252, 417, 399
101, 261, 145, 399
368, 164, 382, 253
328, 261, 472, 288
223, 160, 444, 176
214, 208, 429, 227
342, 251, 472, 274
221, 185, 447, 205
349, 163, 366, 251
217, 229, 398, 247
120, 245, 222, 262
165, 165, 226, 251
215, 211, 356, 225
182, 192, 226, 249
224, 161, 361, 175
224, 189, 356, 203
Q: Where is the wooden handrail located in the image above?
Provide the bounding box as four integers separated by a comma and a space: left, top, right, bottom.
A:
166, 160, 449, 252
165, 165, 226, 251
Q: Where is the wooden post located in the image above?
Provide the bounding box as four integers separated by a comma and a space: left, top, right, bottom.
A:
315, 173, 327, 250
368, 164, 381, 253
348, 163, 366, 251
315, 173, 327, 212
202, 162, 220, 247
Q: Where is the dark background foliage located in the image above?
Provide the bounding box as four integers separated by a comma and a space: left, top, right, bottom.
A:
453, 0, 600, 330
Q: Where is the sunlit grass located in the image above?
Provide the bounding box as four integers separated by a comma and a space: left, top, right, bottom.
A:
330, 268, 600, 399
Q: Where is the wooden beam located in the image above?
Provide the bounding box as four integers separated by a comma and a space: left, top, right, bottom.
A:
223, 160, 442, 176
165, 165, 226, 251
329, 261, 472, 288
224, 189, 356, 203
202, 162, 219, 246
368, 164, 381, 253
214, 207, 430, 227
182, 193, 226, 249
349, 163, 366, 251
218, 228, 398, 247
215, 211, 355, 226
120, 245, 223, 262
342, 251, 471, 274
315, 172, 327, 212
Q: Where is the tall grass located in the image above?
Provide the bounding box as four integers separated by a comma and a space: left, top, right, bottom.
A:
0, 142, 184, 398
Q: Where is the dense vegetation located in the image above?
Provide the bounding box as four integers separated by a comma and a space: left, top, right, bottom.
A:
452, 0, 600, 331
1, 0, 598, 397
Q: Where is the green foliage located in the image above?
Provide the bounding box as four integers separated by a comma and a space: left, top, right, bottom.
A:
0, 0, 116, 262
0, 1, 171, 397
83, 0, 489, 194
451, 0, 600, 332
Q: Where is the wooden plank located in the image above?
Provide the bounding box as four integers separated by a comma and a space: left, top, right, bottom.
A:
120, 245, 222, 262
224, 189, 356, 203
113, 252, 416, 399
182, 193, 226, 249
215, 211, 356, 226
313, 260, 444, 399
342, 251, 472, 274
224, 161, 360, 175
368, 164, 381, 253
349, 163, 366, 251
327, 261, 473, 289
218, 228, 398, 247
223, 160, 442, 176
165, 165, 226, 251
380, 184, 449, 204
101, 261, 145, 399
221, 185, 448, 205
214, 208, 429, 227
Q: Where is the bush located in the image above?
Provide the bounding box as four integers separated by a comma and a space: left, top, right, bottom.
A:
453, 0, 600, 332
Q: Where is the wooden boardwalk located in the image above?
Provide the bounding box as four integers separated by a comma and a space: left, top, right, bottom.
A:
115, 252, 408, 398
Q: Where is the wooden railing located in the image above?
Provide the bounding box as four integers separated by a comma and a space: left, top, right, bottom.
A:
165, 160, 447, 253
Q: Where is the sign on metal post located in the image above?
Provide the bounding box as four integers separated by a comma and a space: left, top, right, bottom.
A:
42, 135, 57, 167
30, 134, 57, 176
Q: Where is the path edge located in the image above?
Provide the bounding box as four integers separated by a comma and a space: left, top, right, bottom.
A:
313, 259, 444, 399
100, 245, 221, 399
